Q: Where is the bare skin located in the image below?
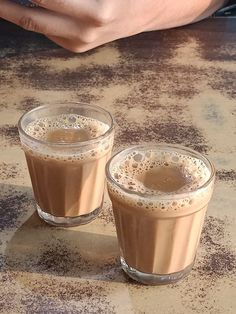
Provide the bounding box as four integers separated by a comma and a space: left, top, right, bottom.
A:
0, 0, 226, 52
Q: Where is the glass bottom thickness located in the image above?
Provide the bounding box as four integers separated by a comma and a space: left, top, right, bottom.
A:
120, 256, 194, 285
37, 205, 101, 227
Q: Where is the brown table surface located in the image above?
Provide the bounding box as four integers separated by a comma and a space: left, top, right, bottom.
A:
0, 18, 235, 314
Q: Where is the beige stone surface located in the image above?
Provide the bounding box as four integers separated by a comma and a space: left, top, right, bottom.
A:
0, 19, 235, 313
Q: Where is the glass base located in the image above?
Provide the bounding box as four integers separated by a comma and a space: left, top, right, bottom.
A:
37, 205, 101, 227
120, 256, 194, 285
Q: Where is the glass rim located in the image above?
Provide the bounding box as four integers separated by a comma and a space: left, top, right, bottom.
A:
18, 102, 114, 148
106, 144, 216, 200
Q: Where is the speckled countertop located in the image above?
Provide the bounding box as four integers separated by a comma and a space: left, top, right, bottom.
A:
0, 18, 235, 314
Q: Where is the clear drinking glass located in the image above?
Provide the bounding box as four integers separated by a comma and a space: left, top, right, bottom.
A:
18, 103, 114, 227
106, 144, 215, 285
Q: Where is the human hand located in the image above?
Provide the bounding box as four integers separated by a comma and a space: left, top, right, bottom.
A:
0, 0, 226, 52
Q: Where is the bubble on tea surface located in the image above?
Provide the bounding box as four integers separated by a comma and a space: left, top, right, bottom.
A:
133, 153, 143, 162
68, 116, 77, 123
172, 155, 179, 162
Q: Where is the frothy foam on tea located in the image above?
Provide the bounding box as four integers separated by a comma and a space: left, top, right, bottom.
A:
109, 149, 212, 211
24, 114, 111, 161
25, 114, 109, 142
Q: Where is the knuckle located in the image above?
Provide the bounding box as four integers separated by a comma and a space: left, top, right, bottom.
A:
79, 30, 97, 44
19, 16, 40, 32
93, 4, 113, 26
70, 45, 89, 53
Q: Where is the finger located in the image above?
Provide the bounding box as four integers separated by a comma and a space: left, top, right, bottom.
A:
31, 0, 99, 21
46, 34, 110, 53
0, 0, 79, 38
46, 35, 83, 52
46, 35, 97, 53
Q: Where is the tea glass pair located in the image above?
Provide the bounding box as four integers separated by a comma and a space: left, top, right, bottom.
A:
18, 103, 215, 285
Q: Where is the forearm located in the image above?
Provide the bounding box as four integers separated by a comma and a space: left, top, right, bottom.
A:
146, 0, 227, 31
